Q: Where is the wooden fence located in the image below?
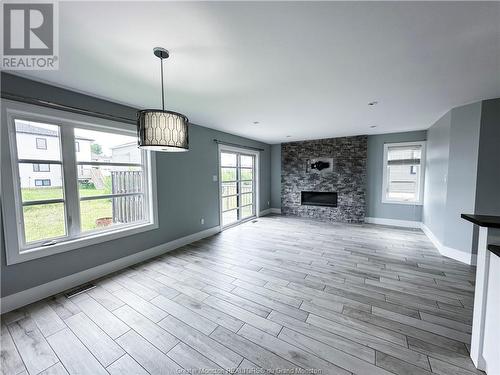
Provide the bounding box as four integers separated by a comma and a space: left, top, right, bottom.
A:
111, 171, 144, 224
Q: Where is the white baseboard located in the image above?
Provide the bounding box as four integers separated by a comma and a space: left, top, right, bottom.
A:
259, 208, 272, 216
0, 226, 221, 314
365, 217, 476, 265
364, 217, 422, 229
261, 208, 281, 215
421, 223, 477, 265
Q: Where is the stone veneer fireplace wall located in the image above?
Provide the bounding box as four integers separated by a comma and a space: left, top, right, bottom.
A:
281, 136, 367, 223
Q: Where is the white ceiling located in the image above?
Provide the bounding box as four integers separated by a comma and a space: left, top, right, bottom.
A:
18, 1, 500, 144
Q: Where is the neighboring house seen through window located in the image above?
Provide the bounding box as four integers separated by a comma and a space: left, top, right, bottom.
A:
382, 141, 426, 205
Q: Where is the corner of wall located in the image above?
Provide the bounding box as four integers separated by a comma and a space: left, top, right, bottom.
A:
270, 143, 282, 209
421, 223, 476, 265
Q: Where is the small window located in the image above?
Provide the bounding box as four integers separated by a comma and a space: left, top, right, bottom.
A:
33, 163, 50, 172
75, 141, 80, 152
36, 137, 47, 150
34, 179, 51, 187
382, 142, 426, 205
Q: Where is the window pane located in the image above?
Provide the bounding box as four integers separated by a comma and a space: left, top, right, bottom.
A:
15, 120, 61, 161
74, 128, 139, 163
241, 205, 253, 219
80, 195, 145, 232
80, 198, 112, 232
20, 163, 63, 202
241, 193, 253, 206
240, 155, 253, 168
221, 153, 237, 167
388, 146, 421, 163
221, 168, 237, 182
23, 203, 66, 243
240, 168, 253, 181
222, 182, 237, 196
222, 209, 238, 226
240, 181, 252, 193
222, 196, 237, 211
78, 166, 142, 197
387, 165, 419, 201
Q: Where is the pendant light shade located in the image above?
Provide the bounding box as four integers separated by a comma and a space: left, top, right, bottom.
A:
137, 47, 189, 152
137, 110, 189, 152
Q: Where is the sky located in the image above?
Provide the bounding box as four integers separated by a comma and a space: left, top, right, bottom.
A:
74, 128, 136, 156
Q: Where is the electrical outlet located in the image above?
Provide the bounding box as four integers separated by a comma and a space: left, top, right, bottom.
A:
200, 218, 205, 225
267, 201, 270, 207
212, 175, 218, 182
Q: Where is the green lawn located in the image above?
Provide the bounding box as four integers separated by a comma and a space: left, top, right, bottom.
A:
22, 182, 114, 243
80, 198, 112, 232
22, 177, 112, 201
23, 203, 66, 243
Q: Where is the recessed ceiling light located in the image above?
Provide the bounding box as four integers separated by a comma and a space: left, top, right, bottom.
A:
368, 101, 378, 106
253, 121, 260, 125
370, 125, 377, 128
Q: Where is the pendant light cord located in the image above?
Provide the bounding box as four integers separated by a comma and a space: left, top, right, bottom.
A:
160, 57, 165, 111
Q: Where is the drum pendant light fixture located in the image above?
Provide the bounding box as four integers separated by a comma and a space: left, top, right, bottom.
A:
137, 47, 189, 152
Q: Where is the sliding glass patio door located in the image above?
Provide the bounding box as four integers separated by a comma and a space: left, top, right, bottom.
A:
219, 149, 257, 228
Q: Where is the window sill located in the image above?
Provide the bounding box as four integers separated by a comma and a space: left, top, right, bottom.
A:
382, 200, 423, 206
7, 221, 158, 265
221, 214, 257, 231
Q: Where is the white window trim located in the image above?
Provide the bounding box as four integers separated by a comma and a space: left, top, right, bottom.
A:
2, 100, 158, 265
381, 141, 426, 206
217, 144, 260, 230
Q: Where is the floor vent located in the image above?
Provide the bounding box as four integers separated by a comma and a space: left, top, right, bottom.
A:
64, 283, 96, 298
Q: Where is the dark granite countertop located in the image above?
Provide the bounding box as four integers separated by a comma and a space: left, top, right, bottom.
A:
488, 244, 500, 257
461, 214, 500, 228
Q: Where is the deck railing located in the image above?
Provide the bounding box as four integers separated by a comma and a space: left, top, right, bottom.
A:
111, 171, 144, 223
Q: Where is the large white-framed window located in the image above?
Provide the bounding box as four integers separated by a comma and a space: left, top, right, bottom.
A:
382, 141, 426, 205
2, 100, 158, 265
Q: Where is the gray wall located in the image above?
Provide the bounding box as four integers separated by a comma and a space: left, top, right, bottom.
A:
270, 144, 281, 209
443, 102, 481, 253
366, 131, 427, 221
475, 98, 500, 216
1, 73, 271, 297
423, 112, 451, 241
423, 102, 484, 257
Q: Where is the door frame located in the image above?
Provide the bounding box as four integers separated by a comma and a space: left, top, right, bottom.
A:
217, 144, 260, 230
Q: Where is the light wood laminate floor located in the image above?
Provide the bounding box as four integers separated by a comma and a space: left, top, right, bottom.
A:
1, 216, 481, 375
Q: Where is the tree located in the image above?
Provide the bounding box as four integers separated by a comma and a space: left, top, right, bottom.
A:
91, 143, 102, 155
